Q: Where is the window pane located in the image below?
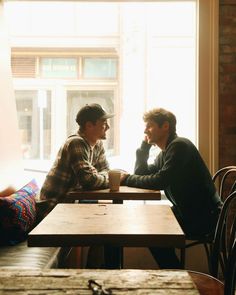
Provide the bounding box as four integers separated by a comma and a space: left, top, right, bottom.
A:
83, 58, 117, 78
6, 1, 197, 173
43, 93, 51, 160
15, 90, 51, 160
67, 90, 115, 155
41, 58, 77, 78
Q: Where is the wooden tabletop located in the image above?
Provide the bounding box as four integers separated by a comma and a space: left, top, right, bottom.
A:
0, 269, 223, 294
67, 185, 161, 201
28, 203, 185, 248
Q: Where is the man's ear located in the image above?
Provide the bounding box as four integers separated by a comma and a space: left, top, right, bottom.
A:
162, 121, 170, 131
84, 121, 94, 130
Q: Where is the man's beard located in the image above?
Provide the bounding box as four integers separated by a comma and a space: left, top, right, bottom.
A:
100, 134, 106, 140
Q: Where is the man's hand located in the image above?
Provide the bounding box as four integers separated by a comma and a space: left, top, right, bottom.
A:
144, 135, 149, 143
120, 171, 130, 185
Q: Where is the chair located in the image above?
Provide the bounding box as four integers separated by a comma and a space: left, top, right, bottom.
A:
180, 166, 236, 270
224, 239, 236, 295
189, 190, 236, 295
210, 190, 236, 280
212, 166, 236, 200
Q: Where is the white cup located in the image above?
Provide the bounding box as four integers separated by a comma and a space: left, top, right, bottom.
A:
108, 170, 121, 191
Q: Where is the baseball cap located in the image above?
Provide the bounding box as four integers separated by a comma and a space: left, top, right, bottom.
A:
76, 103, 114, 126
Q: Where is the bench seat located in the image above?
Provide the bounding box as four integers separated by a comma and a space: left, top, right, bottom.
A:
0, 241, 68, 269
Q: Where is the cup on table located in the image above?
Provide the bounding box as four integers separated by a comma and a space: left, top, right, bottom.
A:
108, 170, 121, 191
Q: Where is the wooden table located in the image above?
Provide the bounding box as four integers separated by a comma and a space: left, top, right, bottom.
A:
28, 203, 185, 268
0, 269, 223, 294
67, 185, 161, 203
28, 203, 184, 248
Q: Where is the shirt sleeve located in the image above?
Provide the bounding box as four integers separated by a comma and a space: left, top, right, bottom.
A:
69, 138, 109, 189
94, 142, 110, 172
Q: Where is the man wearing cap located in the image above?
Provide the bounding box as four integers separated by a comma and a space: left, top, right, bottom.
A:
40, 103, 114, 204
40, 103, 118, 268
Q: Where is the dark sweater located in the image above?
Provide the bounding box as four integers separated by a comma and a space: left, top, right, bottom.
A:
125, 135, 222, 237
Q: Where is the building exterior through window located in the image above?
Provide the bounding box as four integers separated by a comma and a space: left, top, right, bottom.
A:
5, 1, 197, 173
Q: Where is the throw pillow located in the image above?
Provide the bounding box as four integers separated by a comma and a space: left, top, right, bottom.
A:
0, 179, 38, 245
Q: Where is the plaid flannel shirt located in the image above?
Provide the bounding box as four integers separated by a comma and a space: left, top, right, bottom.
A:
40, 134, 109, 202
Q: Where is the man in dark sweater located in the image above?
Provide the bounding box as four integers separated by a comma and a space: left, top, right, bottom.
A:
123, 107, 222, 269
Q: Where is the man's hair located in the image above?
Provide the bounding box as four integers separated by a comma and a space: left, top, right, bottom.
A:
143, 107, 177, 136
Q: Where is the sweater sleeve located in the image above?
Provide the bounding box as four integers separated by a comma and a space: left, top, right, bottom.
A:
125, 139, 189, 190
134, 141, 158, 174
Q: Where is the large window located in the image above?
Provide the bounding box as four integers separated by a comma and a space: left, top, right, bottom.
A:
6, 1, 197, 172
13, 53, 118, 164
15, 90, 51, 160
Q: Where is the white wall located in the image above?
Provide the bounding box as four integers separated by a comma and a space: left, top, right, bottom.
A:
0, 1, 24, 191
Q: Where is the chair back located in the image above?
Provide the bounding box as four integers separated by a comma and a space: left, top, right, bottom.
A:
210, 190, 236, 284
224, 238, 236, 295
212, 166, 236, 200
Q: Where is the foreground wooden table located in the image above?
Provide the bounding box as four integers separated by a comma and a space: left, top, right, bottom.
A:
28, 203, 184, 269
28, 203, 184, 248
0, 269, 223, 294
67, 185, 161, 203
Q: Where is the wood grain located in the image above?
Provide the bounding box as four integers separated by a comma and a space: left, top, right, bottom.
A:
28, 204, 185, 248
0, 269, 204, 294
67, 186, 161, 202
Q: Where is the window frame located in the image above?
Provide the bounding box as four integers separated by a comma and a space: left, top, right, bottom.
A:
198, 0, 219, 173
7, 0, 219, 173
12, 55, 120, 163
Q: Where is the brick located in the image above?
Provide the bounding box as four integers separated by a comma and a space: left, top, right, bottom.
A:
220, 0, 236, 5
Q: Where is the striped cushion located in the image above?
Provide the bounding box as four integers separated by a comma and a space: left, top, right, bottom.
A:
0, 179, 38, 245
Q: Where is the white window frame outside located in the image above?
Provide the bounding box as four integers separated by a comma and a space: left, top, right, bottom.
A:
13, 79, 119, 169
3, 0, 219, 173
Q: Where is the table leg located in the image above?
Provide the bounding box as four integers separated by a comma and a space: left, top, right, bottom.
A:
112, 199, 123, 204
104, 245, 123, 269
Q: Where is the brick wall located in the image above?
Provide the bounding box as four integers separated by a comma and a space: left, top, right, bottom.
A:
219, 2, 236, 262
219, 0, 236, 167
